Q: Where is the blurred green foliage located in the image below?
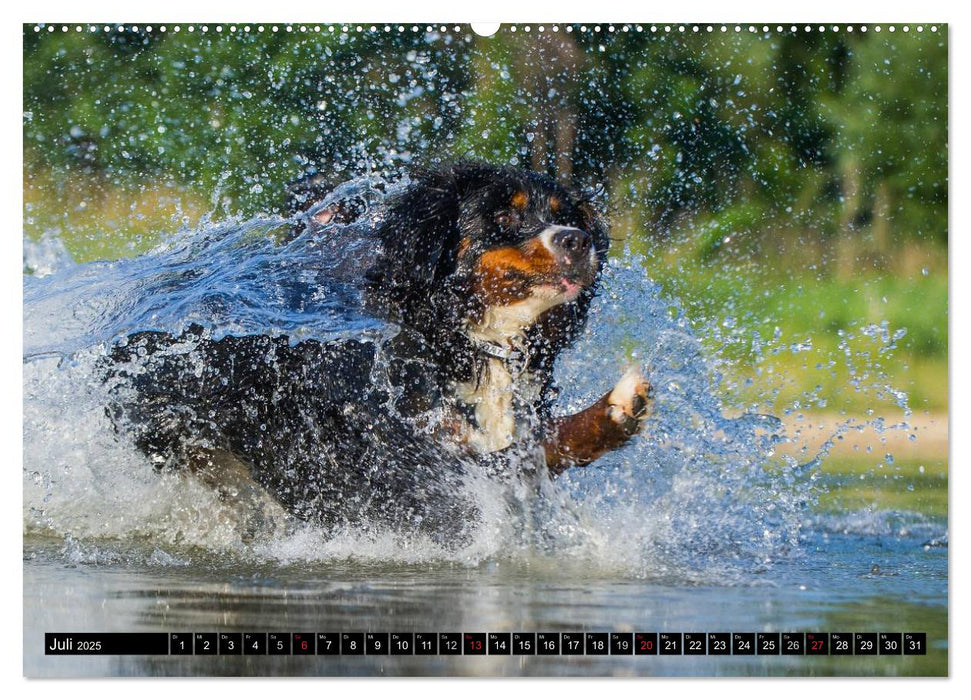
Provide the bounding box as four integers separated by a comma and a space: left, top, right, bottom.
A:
24, 23, 947, 247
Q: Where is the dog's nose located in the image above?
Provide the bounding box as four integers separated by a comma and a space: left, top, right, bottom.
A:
550, 228, 591, 257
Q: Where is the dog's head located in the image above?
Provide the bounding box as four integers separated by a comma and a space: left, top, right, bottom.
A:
367, 163, 609, 353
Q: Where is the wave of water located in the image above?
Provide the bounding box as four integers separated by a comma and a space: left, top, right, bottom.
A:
23, 202, 820, 580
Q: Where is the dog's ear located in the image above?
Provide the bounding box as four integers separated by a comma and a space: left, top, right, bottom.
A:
377, 169, 462, 287
368, 164, 501, 312
363, 169, 456, 325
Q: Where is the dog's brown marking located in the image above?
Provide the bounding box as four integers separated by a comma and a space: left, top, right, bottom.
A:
543, 375, 652, 475
510, 190, 529, 209
471, 238, 560, 306
458, 236, 472, 258
544, 394, 630, 474
549, 195, 561, 213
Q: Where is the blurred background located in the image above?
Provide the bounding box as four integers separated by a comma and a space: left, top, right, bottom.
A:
23, 24, 947, 499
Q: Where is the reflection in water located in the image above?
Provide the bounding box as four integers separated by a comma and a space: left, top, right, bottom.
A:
24, 529, 946, 677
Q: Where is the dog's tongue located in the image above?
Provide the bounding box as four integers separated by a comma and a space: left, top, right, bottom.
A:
560, 278, 583, 298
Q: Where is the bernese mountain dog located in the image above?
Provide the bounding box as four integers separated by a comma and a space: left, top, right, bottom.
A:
106, 162, 652, 542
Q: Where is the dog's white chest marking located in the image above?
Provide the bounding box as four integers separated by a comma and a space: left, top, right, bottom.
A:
456, 292, 563, 453
454, 358, 543, 454
472, 296, 560, 346
455, 358, 516, 453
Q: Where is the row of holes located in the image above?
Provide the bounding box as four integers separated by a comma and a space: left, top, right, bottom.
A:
32, 24, 941, 35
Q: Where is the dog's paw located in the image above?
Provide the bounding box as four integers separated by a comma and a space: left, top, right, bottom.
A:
607, 366, 653, 436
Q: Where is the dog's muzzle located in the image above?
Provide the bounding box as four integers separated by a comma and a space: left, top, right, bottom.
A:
540, 225, 598, 287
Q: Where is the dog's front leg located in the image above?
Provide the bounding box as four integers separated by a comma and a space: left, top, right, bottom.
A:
543, 367, 653, 475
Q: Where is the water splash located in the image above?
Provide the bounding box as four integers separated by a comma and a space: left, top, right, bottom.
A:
543, 252, 803, 577
23, 196, 830, 581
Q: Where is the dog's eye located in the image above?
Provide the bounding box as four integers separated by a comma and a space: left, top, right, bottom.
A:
495, 211, 518, 229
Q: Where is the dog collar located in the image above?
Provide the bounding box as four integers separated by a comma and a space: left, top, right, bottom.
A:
468, 336, 529, 373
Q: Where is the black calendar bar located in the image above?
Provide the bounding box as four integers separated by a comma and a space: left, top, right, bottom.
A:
43, 632, 928, 655
45, 633, 169, 655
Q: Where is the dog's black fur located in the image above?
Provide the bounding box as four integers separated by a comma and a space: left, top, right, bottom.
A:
106, 162, 650, 541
